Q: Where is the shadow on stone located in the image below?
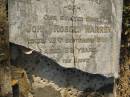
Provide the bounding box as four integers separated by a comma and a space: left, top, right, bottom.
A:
10, 42, 114, 95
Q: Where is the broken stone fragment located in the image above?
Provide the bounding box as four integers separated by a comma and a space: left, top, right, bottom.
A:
11, 66, 32, 97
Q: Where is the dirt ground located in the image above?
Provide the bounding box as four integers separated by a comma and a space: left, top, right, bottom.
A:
116, 1, 130, 97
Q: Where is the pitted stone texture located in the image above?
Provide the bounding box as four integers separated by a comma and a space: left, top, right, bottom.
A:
9, 0, 123, 77
10, 43, 114, 97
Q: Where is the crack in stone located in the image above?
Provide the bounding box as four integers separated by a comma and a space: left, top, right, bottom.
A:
72, 0, 76, 67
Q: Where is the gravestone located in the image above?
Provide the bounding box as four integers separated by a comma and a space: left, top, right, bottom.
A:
8, 0, 123, 77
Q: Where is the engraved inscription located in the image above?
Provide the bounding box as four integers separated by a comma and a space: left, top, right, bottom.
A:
9, 0, 123, 77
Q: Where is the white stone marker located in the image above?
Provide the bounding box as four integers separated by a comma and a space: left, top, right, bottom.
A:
8, 0, 123, 77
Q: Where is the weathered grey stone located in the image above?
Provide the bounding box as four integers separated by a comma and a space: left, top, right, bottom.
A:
8, 0, 123, 77
10, 43, 114, 97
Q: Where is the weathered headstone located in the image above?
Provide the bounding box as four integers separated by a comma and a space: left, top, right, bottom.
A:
8, 0, 123, 77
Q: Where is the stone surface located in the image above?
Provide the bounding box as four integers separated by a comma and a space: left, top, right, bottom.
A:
8, 0, 123, 77
11, 66, 31, 97
10, 43, 114, 97
33, 85, 61, 97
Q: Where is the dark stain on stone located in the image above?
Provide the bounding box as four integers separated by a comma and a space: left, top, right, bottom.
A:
10, 42, 114, 95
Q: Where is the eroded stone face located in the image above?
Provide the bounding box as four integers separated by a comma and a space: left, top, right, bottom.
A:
8, 0, 123, 77
10, 43, 114, 97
